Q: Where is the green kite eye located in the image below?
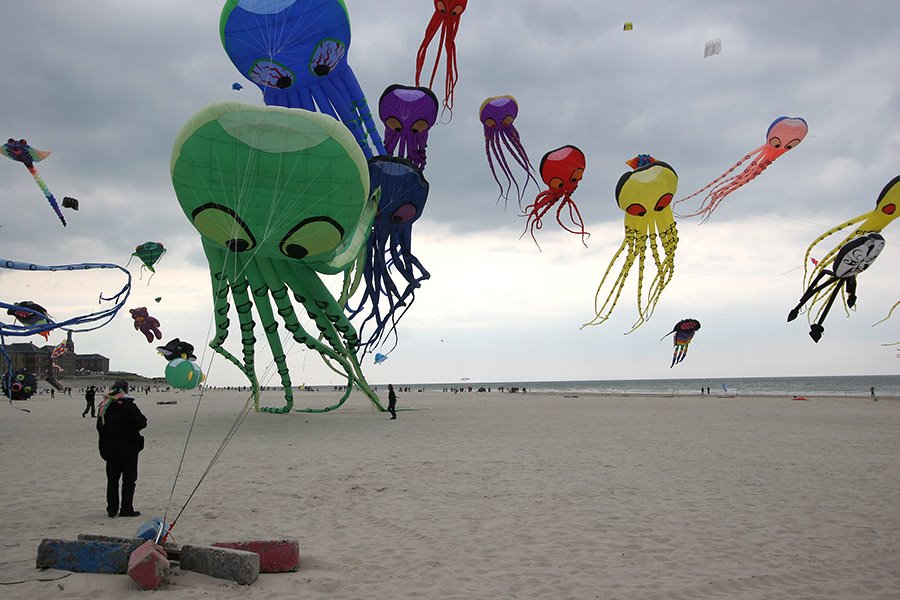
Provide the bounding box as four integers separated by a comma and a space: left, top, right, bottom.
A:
280, 217, 345, 259
191, 203, 256, 252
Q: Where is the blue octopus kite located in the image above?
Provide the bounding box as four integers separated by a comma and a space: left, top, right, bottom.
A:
344, 156, 430, 354
220, 0, 385, 158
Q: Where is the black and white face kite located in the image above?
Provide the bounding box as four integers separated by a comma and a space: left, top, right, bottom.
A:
833, 233, 885, 279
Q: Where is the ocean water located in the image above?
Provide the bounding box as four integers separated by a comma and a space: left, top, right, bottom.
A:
410, 374, 900, 398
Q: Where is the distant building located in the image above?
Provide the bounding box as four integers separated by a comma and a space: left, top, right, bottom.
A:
3, 333, 109, 378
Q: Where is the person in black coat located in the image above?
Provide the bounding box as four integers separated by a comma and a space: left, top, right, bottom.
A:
387, 384, 397, 419
96, 380, 147, 517
82, 385, 96, 418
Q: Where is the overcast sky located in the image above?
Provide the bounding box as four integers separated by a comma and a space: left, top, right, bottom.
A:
1, 1, 898, 388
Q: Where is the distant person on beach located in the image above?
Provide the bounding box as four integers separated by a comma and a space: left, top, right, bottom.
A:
387, 384, 398, 420
870, 386, 875, 398
82, 385, 96, 418
96, 380, 146, 518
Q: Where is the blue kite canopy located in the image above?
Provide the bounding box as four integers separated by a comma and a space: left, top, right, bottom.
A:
374, 352, 388, 364
220, 0, 385, 158
344, 156, 430, 354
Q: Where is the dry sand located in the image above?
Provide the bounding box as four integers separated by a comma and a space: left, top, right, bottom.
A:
0, 387, 897, 599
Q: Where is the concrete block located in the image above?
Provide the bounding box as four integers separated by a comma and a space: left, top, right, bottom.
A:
77, 533, 144, 552
179, 544, 259, 585
79, 532, 179, 555
36, 538, 132, 574
128, 540, 169, 590
213, 539, 300, 573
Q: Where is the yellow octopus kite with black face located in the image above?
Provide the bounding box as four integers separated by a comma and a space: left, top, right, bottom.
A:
583, 155, 679, 332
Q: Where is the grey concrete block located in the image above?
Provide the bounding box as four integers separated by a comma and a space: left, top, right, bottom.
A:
36, 538, 132, 574
179, 544, 259, 585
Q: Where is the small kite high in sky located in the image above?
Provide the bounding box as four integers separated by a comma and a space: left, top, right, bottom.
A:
704, 39, 722, 58
415, 0, 468, 115
374, 353, 388, 365
130, 241, 167, 275
661, 319, 701, 367
2, 138, 67, 226
674, 117, 808, 222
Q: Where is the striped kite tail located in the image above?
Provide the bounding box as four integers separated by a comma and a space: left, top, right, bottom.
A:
27, 166, 66, 226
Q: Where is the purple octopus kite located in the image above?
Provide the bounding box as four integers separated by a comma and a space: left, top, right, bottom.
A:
479, 95, 538, 208
379, 84, 439, 171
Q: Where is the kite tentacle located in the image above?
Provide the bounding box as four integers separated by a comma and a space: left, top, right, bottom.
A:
241, 261, 293, 414
583, 232, 637, 328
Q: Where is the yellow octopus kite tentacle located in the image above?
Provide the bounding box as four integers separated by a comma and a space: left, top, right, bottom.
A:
873, 301, 900, 348
645, 222, 677, 322
630, 230, 650, 332
583, 233, 636, 328
873, 300, 900, 328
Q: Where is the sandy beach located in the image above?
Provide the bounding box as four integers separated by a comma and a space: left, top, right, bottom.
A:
0, 387, 897, 599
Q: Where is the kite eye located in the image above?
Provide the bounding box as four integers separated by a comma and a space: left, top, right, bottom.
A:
768, 136, 782, 148
483, 117, 496, 127
280, 216, 345, 259
15, 373, 25, 382
785, 138, 802, 149
385, 117, 403, 132
655, 193, 673, 211
436, 1, 446, 14
390, 203, 418, 224
411, 119, 431, 134
501, 115, 514, 127
626, 203, 647, 217
450, 3, 465, 16
190, 203, 256, 253
882, 203, 895, 215
309, 39, 346, 77
19, 139, 27, 145
570, 168, 584, 183
6, 138, 13, 144
549, 177, 565, 189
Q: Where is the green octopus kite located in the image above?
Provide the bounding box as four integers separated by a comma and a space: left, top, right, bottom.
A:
170, 101, 383, 413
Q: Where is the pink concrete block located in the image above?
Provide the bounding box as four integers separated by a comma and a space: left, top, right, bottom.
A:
127, 540, 169, 590
212, 539, 300, 573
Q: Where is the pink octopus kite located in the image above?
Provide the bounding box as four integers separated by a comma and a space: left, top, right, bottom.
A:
415, 0, 467, 115
674, 116, 808, 222
522, 145, 588, 248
